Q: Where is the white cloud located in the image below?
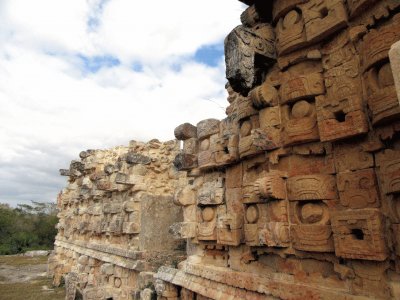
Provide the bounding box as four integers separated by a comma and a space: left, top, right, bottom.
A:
0, 0, 245, 206
95, 0, 244, 63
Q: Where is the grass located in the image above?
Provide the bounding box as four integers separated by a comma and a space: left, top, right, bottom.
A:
0, 254, 65, 299
0, 277, 65, 300
0, 255, 48, 266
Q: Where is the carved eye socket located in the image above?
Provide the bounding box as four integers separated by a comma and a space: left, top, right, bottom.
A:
291, 100, 312, 118
283, 10, 301, 29
246, 205, 259, 224
202, 207, 215, 222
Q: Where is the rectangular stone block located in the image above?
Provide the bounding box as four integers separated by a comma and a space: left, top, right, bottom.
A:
244, 202, 289, 247
183, 138, 198, 155
242, 155, 268, 203
361, 14, 400, 71
197, 206, 217, 241
331, 209, 388, 260
197, 178, 225, 206
103, 203, 123, 214
214, 118, 239, 167
139, 194, 184, 251
301, 0, 348, 44
363, 61, 400, 125
217, 228, 242, 246
317, 110, 368, 142
337, 169, 380, 209
280, 72, 325, 104
333, 141, 374, 172
281, 101, 320, 146
226, 163, 242, 189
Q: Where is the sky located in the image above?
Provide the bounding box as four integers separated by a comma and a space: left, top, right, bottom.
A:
0, 0, 245, 206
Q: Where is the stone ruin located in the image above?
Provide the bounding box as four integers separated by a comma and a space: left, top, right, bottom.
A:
50, 0, 400, 299
48, 140, 186, 299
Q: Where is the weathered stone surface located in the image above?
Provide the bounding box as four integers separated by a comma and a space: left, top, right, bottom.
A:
153, 2, 400, 300
59, 169, 71, 176
174, 123, 197, 140
225, 24, 276, 95
52, 2, 400, 299
126, 152, 151, 165
50, 140, 185, 299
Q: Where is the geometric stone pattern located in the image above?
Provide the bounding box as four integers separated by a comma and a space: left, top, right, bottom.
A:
48, 139, 186, 300
157, 1, 400, 299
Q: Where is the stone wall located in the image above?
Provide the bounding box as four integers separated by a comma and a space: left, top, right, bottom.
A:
155, 0, 400, 299
49, 140, 186, 300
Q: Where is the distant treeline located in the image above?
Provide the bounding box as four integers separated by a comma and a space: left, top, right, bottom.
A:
0, 201, 58, 255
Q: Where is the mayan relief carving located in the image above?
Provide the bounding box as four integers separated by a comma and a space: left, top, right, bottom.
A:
49, 0, 400, 299
156, 1, 400, 299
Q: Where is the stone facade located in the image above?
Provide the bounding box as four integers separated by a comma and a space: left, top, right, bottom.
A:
50, 0, 400, 299
49, 140, 186, 300
155, 1, 400, 299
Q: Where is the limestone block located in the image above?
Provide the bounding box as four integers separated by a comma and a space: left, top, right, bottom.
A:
225, 163, 242, 189
225, 24, 276, 94
242, 155, 268, 204
244, 202, 289, 247
196, 119, 220, 140
100, 263, 114, 276
331, 209, 388, 260
333, 141, 374, 172
249, 80, 279, 108
361, 14, 400, 71
126, 152, 151, 165
183, 138, 198, 155
279, 62, 325, 104
169, 222, 197, 239
174, 123, 197, 140
236, 93, 258, 121
276, 0, 347, 55
283, 100, 319, 147
213, 118, 239, 167
173, 153, 197, 171
197, 134, 218, 169
197, 206, 218, 241
301, 0, 348, 44
139, 194, 184, 251
337, 169, 380, 209
255, 174, 287, 200
197, 177, 224, 206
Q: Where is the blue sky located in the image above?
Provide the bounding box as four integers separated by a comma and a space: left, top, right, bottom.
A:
0, 0, 245, 206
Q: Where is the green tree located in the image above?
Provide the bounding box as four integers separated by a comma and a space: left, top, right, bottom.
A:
0, 201, 59, 254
